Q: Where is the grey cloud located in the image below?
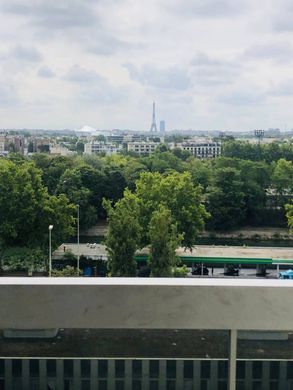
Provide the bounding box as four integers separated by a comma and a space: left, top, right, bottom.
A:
37, 66, 55, 78
270, 79, 293, 96
124, 63, 191, 90
165, 0, 247, 18
191, 52, 242, 86
0, 83, 18, 107
243, 42, 293, 62
191, 52, 240, 69
274, 17, 293, 32
273, 9, 293, 32
11, 45, 42, 62
64, 65, 126, 105
63, 65, 106, 84
271, 0, 293, 32
88, 35, 144, 56
2, 0, 98, 29
219, 90, 267, 106
78, 86, 125, 106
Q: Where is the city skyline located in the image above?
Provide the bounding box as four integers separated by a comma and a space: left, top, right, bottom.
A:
1, 1, 293, 130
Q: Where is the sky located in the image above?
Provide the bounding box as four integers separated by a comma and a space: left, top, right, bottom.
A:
1, 0, 293, 131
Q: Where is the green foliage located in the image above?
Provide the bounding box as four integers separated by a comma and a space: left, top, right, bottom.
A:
286, 204, 293, 232
207, 167, 245, 230
62, 251, 78, 263
3, 248, 46, 272
184, 158, 212, 189
135, 171, 208, 248
272, 159, 293, 207
149, 206, 183, 277
2, 137, 293, 272
76, 141, 85, 154
103, 171, 207, 276
172, 265, 188, 277
52, 266, 82, 277
141, 151, 184, 173
0, 159, 76, 266
123, 158, 147, 190
33, 155, 75, 194
103, 192, 141, 276
212, 157, 271, 225
223, 140, 293, 163
0, 159, 47, 247
171, 147, 192, 161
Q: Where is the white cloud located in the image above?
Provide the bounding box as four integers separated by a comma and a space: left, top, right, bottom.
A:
243, 41, 293, 62
0, 0, 293, 129
124, 63, 191, 90
37, 66, 55, 78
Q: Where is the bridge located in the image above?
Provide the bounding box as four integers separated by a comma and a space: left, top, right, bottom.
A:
1, 278, 293, 389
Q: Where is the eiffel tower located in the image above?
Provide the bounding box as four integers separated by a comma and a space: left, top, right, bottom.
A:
150, 101, 158, 132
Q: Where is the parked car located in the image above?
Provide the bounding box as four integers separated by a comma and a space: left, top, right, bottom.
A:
191, 265, 209, 276
279, 269, 293, 279
224, 265, 239, 276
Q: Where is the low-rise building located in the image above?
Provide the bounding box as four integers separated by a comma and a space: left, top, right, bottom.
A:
127, 141, 160, 156
49, 144, 75, 156
171, 140, 221, 159
0, 134, 24, 154
84, 142, 122, 155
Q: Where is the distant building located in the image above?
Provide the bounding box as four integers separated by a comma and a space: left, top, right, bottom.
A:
160, 120, 165, 133
106, 135, 124, 144
0, 136, 5, 155
27, 137, 50, 153
0, 134, 24, 154
84, 142, 122, 155
49, 144, 75, 156
171, 140, 221, 159
127, 141, 160, 156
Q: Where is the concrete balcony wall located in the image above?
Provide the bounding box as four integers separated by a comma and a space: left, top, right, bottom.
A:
0, 278, 293, 330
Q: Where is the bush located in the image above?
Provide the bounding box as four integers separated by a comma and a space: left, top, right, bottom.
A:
172, 265, 188, 278
3, 248, 46, 272
51, 266, 82, 277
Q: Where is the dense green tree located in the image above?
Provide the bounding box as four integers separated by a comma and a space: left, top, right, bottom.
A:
0, 160, 47, 249
272, 159, 293, 207
122, 158, 147, 191
56, 168, 97, 229
184, 158, 212, 190
135, 171, 208, 248
149, 206, 183, 277
103, 191, 141, 276
207, 167, 245, 230
33, 155, 74, 194
171, 147, 192, 161
223, 140, 293, 162
0, 159, 76, 269
37, 194, 76, 249
76, 141, 85, 154
141, 151, 184, 173
213, 157, 271, 225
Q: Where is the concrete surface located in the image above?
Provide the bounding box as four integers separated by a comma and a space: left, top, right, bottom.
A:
1, 278, 293, 330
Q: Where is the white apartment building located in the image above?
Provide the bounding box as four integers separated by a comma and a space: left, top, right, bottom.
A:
127, 142, 159, 156
84, 142, 122, 155
171, 141, 221, 159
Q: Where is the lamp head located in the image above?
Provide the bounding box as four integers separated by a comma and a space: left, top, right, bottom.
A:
49, 225, 53, 230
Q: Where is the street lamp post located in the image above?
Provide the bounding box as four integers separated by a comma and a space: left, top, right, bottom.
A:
77, 204, 80, 275
48, 225, 53, 277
